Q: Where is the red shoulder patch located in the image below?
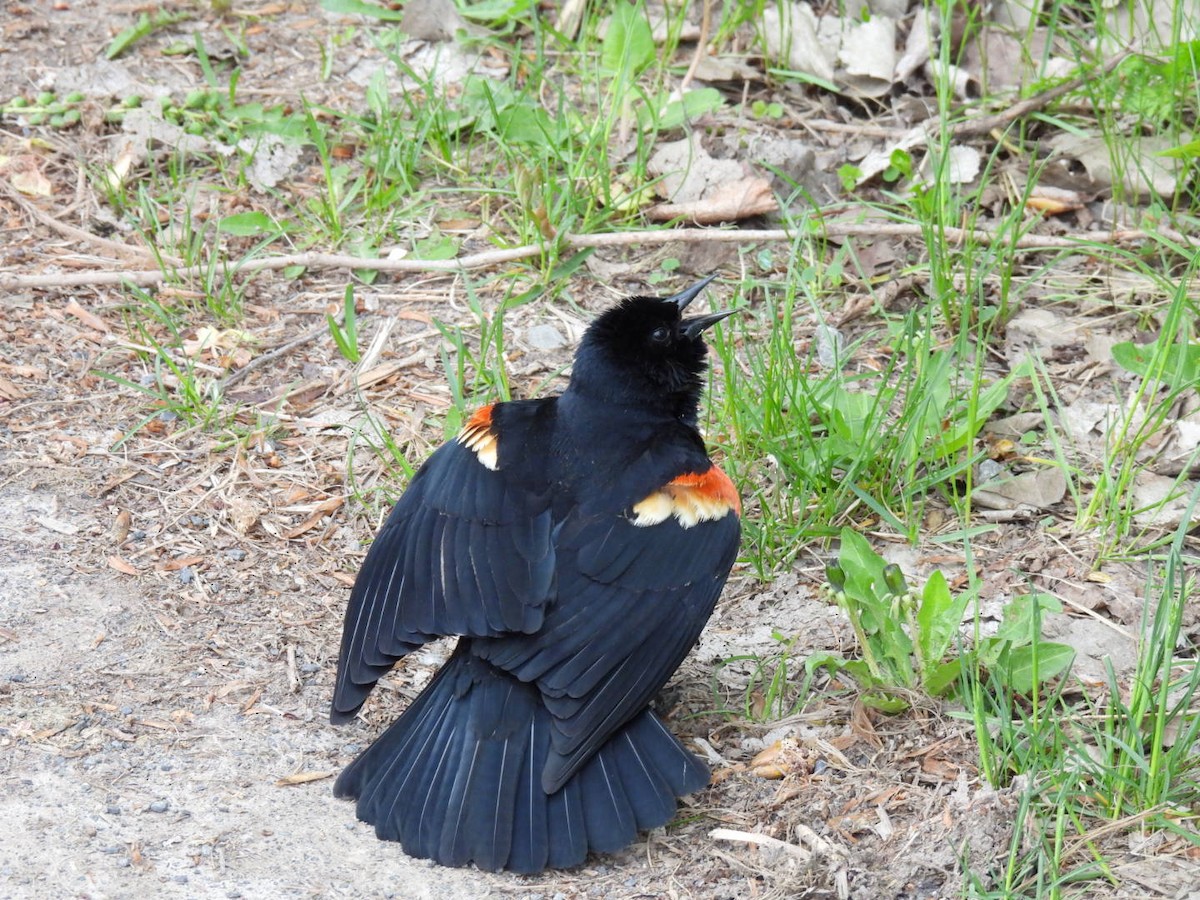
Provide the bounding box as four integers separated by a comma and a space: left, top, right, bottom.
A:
630, 464, 740, 528
458, 404, 498, 470
667, 467, 741, 516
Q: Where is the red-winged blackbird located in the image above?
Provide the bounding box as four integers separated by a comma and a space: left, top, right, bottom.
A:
331, 277, 741, 873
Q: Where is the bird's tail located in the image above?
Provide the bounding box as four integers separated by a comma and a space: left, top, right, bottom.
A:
333, 646, 709, 873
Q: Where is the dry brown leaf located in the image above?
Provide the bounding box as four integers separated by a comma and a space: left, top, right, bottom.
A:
283, 496, 344, 540
850, 699, 883, 749
3, 154, 53, 196
647, 177, 777, 224
275, 771, 333, 787
0, 362, 48, 379
112, 509, 132, 544
161, 555, 204, 572
1025, 184, 1085, 215
107, 555, 138, 576
0, 377, 27, 401
228, 498, 262, 535
241, 686, 263, 713
64, 299, 111, 333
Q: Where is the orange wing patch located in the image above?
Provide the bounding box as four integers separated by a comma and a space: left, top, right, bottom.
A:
458, 405, 498, 470
631, 465, 740, 528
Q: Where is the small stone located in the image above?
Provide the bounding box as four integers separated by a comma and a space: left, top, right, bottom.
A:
300, 663, 320, 674
173, 875, 189, 884
106, 804, 121, 815
178, 568, 194, 585
120, 705, 133, 716
225, 548, 247, 561
116, 857, 131, 868
526, 324, 567, 351
149, 800, 169, 813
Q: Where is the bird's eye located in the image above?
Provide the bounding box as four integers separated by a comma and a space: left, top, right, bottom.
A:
650, 325, 671, 344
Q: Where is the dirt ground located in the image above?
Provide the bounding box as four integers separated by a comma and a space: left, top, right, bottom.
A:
3, 2, 1200, 899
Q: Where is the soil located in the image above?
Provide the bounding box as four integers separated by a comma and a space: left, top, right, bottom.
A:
2, 3, 1199, 900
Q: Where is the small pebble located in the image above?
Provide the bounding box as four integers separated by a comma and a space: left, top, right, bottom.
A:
106, 804, 121, 816
178, 568, 194, 585
116, 857, 131, 868
526, 324, 567, 351
149, 800, 169, 813
300, 663, 320, 674
120, 705, 133, 716
9, 674, 29, 683
226, 548, 247, 561
173, 875, 189, 884
100, 846, 122, 854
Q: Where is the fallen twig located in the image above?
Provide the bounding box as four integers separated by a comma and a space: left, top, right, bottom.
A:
0, 181, 185, 268
0, 218, 1190, 292
949, 52, 1130, 139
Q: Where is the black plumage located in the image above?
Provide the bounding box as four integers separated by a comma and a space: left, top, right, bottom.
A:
331, 277, 741, 872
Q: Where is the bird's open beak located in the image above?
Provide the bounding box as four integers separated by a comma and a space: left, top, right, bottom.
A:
682, 309, 737, 338
665, 274, 718, 312
666, 275, 737, 338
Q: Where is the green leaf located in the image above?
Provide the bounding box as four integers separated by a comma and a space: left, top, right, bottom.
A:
655, 88, 724, 130
459, 0, 536, 24
217, 211, 280, 236
999, 642, 1075, 694
105, 10, 192, 60
1158, 139, 1200, 160
995, 593, 1062, 646
414, 233, 459, 260
601, 2, 654, 78
837, 164, 862, 191
862, 691, 910, 714
319, 0, 405, 21
916, 569, 970, 666
1112, 339, 1200, 387
923, 658, 961, 696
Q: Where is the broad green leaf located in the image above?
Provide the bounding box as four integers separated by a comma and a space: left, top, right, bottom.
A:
459, 0, 536, 23
414, 233, 459, 260
319, 0, 405, 21
995, 593, 1062, 646
1112, 339, 1200, 387
916, 569, 970, 665
217, 212, 280, 236
923, 658, 961, 696
655, 88, 725, 129
999, 642, 1075, 694
601, 2, 654, 77
861, 691, 910, 714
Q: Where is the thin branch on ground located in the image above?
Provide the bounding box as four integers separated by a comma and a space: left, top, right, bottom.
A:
0, 182, 185, 268
0, 217, 1190, 291
949, 52, 1130, 139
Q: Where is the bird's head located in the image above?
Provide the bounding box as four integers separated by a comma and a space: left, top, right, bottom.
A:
570, 276, 734, 420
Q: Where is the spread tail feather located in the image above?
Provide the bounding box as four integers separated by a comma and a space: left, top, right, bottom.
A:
334, 646, 709, 873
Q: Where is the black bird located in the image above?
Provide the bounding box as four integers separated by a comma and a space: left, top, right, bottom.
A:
331, 277, 741, 873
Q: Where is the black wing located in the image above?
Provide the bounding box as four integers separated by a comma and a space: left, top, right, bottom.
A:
476, 495, 739, 792
332, 431, 555, 723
